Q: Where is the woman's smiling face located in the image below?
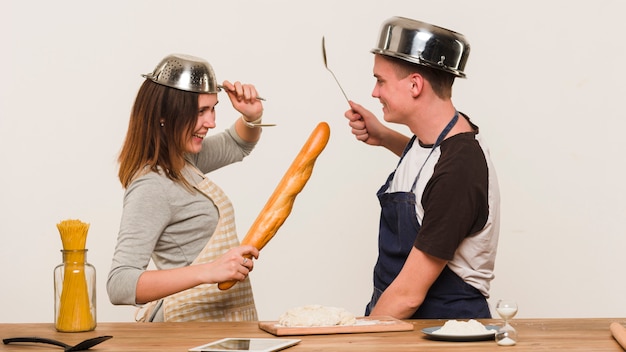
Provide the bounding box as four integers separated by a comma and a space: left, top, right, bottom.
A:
185, 93, 217, 154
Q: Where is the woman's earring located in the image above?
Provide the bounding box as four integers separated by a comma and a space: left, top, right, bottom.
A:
160, 120, 165, 127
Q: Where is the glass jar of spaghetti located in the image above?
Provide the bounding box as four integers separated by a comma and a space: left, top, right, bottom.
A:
53, 249, 96, 332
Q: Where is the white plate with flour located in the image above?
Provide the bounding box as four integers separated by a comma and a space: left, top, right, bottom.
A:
421, 325, 498, 342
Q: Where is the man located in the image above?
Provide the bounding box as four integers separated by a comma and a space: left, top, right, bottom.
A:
344, 17, 500, 319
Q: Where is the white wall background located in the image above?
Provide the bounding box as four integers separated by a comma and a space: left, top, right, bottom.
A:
1, 0, 625, 323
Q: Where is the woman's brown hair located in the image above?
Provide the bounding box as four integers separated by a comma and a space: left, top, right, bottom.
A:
118, 80, 199, 189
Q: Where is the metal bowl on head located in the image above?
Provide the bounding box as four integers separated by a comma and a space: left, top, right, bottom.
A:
142, 53, 220, 93
371, 16, 470, 78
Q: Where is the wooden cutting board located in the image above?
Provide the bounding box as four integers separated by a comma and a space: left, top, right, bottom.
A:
258, 316, 414, 336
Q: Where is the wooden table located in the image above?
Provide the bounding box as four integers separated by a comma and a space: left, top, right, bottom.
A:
1, 319, 624, 351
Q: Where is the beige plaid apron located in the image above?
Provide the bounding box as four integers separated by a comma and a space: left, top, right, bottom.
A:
161, 170, 258, 322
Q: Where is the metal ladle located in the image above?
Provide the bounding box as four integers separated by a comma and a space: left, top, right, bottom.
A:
322, 36, 349, 103
3, 335, 113, 351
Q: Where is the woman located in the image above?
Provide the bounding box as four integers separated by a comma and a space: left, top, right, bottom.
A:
107, 54, 265, 322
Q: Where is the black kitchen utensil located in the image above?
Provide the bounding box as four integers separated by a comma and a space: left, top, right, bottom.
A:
3, 335, 112, 351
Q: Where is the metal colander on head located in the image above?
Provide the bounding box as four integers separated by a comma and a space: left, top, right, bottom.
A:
142, 54, 220, 93
372, 17, 470, 78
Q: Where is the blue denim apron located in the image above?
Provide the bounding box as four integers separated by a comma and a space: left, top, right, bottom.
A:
365, 112, 490, 319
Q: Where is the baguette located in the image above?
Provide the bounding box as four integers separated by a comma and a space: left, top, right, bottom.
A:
218, 122, 331, 290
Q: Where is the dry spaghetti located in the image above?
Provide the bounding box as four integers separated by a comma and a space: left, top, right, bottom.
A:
55, 219, 95, 332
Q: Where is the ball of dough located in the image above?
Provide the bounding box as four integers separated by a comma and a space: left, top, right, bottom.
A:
278, 305, 357, 327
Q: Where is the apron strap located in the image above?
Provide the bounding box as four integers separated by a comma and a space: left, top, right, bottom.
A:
410, 111, 459, 192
